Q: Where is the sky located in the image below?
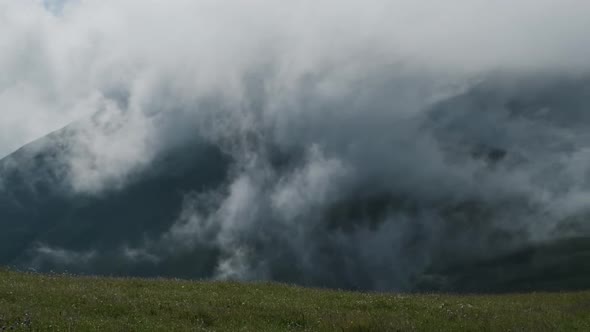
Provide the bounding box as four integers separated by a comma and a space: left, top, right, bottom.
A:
1, 0, 590, 158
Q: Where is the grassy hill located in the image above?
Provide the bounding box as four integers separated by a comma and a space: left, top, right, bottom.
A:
1, 269, 589, 331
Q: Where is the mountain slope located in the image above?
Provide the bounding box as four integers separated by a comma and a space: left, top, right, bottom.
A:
1, 74, 590, 292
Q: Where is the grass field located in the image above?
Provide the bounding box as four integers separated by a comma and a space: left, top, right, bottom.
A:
1, 268, 589, 331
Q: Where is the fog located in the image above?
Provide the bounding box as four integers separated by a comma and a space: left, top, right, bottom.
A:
1, 0, 590, 291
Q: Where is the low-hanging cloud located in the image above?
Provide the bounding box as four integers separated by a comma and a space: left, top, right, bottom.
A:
2, 0, 590, 291
2, 0, 590, 157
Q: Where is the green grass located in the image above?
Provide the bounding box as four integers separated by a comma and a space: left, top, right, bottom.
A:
1, 268, 590, 331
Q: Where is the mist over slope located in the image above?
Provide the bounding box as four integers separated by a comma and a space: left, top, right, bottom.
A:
1, 0, 590, 291
3, 73, 590, 291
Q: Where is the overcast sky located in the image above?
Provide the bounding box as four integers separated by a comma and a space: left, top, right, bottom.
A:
1, 0, 590, 158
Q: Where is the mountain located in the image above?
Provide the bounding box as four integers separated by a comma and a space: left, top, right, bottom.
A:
1, 73, 590, 292
0, 123, 231, 276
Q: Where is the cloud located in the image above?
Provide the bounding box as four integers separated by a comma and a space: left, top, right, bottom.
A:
31, 245, 96, 268
2, 0, 590, 291
2, 0, 590, 156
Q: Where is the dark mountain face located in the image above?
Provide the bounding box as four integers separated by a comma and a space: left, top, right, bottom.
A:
1, 73, 590, 292
0, 126, 232, 276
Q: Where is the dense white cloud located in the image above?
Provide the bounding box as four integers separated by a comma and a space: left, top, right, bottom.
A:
1, 0, 590, 158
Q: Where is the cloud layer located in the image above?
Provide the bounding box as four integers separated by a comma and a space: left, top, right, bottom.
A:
2, 0, 590, 157
2, 0, 590, 291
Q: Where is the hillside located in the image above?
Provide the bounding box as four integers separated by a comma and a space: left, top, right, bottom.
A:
2, 74, 590, 292
0, 268, 589, 331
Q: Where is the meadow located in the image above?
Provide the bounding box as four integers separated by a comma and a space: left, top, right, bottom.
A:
1, 268, 589, 331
